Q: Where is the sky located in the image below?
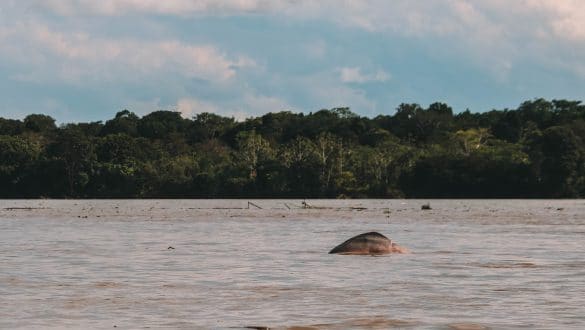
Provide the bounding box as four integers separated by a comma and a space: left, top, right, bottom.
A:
1, 0, 585, 123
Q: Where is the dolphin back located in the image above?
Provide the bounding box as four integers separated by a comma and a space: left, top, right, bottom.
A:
329, 232, 392, 254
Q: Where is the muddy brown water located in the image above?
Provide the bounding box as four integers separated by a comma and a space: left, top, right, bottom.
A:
1, 199, 584, 329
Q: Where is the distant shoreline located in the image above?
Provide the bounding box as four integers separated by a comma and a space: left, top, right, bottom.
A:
2, 98, 584, 199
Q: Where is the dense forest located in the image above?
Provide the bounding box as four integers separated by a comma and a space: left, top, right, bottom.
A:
1, 98, 584, 198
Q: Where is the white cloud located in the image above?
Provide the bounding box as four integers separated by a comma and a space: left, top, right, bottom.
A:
2, 0, 585, 122
33, 0, 585, 79
174, 94, 293, 121
522, 0, 585, 41
176, 98, 220, 118
35, 0, 585, 45
38, 0, 280, 16
122, 98, 164, 118
296, 71, 378, 115
339, 67, 390, 84
0, 23, 254, 84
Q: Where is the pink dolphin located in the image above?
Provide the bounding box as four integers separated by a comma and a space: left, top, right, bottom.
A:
329, 232, 408, 255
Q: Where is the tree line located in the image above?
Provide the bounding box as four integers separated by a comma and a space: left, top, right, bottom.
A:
1, 98, 584, 198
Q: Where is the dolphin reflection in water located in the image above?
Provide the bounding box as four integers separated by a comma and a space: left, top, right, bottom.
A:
329, 232, 408, 255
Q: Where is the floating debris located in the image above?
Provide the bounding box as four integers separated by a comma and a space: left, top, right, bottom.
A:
247, 201, 262, 209
300, 201, 331, 210
421, 203, 432, 210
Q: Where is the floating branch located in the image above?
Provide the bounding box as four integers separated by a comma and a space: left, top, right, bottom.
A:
248, 201, 263, 209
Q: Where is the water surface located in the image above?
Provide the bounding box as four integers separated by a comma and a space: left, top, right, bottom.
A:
1, 199, 584, 329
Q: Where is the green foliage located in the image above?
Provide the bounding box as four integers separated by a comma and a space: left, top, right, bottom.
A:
47, 128, 96, 196
102, 110, 139, 136
23, 114, 56, 133
386, 102, 454, 144
0, 136, 41, 197
191, 112, 235, 142
138, 111, 187, 139
0, 98, 584, 198
532, 126, 584, 197
0, 118, 24, 135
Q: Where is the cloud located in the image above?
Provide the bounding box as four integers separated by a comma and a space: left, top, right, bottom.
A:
2, 0, 585, 123
522, 0, 585, 41
33, 2, 585, 56
339, 67, 390, 84
0, 23, 255, 84
33, 0, 585, 78
175, 95, 292, 121
176, 98, 220, 118
38, 0, 279, 16
35, 0, 585, 45
293, 71, 378, 115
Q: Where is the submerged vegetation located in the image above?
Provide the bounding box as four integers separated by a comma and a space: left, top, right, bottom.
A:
1, 98, 584, 198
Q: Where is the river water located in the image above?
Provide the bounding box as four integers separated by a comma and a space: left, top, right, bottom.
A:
1, 199, 584, 329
